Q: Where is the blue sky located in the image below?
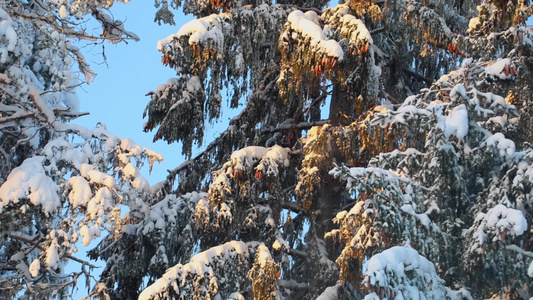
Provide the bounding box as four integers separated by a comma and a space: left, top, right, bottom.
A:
75, 1, 193, 184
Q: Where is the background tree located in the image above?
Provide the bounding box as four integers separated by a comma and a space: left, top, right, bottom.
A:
0, 1, 163, 298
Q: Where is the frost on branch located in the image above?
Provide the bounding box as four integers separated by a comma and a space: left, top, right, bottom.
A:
363, 246, 471, 300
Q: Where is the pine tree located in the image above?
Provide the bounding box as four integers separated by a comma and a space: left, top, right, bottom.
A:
91, 0, 533, 299
4, 0, 533, 299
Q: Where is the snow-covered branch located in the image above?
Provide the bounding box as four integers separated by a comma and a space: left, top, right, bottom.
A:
9, 233, 99, 268
262, 119, 329, 134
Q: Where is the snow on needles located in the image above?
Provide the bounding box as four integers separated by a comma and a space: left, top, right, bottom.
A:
364, 246, 471, 300
158, 13, 228, 52
139, 241, 250, 300
227, 145, 290, 174
286, 10, 343, 59
483, 132, 516, 158
471, 204, 527, 246
0, 156, 60, 215
0, 8, 18, 62
444, 104, 469, 139
484, 58, 514, 80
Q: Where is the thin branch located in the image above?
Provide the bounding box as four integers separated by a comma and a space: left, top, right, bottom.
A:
403, 67, 433, 85
262, 119, 329, 134
287, 248, 308, 259
167, 78, 281, 179
378, 90, 398, 105
278, 279, 310, 291
9, 233, 99, 268
506, 244, 533, 258
281, 201, 304, 214
0, 260, 17, 271
54, 108, 90, 118
0, 145, 11, 170
370, 27, 385, 35
7, 10, 100, 42
0, 112, 37, 125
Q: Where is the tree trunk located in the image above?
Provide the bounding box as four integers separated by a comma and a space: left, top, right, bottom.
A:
329, 84, 353, 126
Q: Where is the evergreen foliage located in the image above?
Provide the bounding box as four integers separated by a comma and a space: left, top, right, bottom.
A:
2, 0, 533, 299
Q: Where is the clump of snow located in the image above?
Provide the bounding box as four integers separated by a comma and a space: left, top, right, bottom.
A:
29, 259, 40, 277
445, 104, 469, 139
272, 239, 283, 251
222, 145, 291, 178
58, 5, 68, 19
158, 13, 228, 53
194, 196, 211, 229
256, 243, 274, 268
316, 282, 342, 300
471, 204, 527, 246
337, 14, 373, 45
0, 157, 60, 215
230, 146, 269, 171
285, 10, 343, 59
392, 104, 430, 125
68, 176, 92, 208
468, 17, 481, 33
29, 86, 55, 123
79, 163, 116, 189
45, 241, 59, 269
0, 8, 18, 57
329, 166, 406, 192
400, 204, 432, 228
79, 224, 102, 247
87, 187, 114, 220
322, 4, 373, 48
484, 132, 516, 158
484, 58, 514, 80
122, 162, 150, 192
450, 84, 467, 101
255, 145, 291, 176
364, 246, 471, 300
